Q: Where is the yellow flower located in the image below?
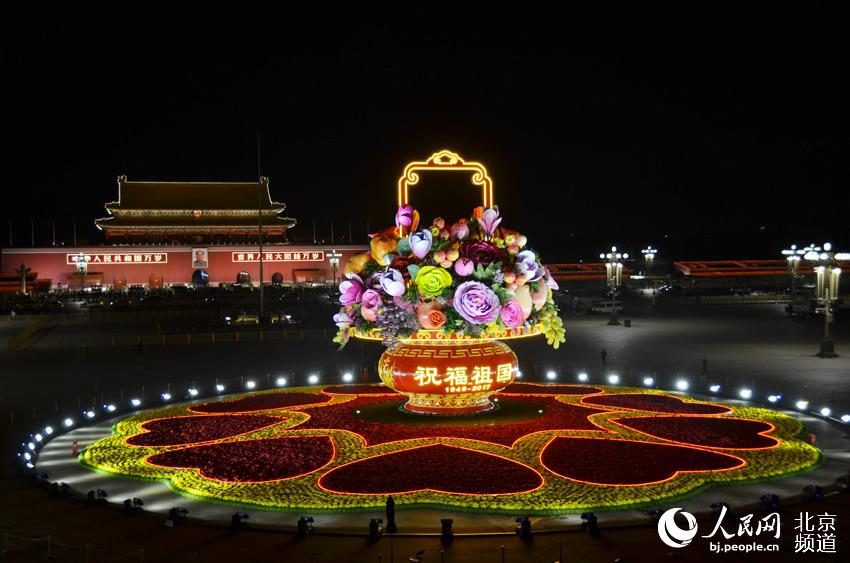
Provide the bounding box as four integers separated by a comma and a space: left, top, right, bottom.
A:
415, 266, 453, 297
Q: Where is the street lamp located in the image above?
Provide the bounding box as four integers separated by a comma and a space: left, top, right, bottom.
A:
14, 263, 31, 295
804, 242, 849, 358
781, 244, 816, 315
72, 252, 91, 291
641, 246, 657, 275
600, 246, 627, 326
328, 250, 342, 285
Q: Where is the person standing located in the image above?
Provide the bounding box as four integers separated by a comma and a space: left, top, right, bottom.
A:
385, 495, 397, 533
601, 348, 607, 367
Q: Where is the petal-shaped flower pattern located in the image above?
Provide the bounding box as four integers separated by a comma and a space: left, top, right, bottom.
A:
147, 436, 335, 482
503, 383, 602, 395
582, 393, 730, 415
540, 436, 744, 485
190, 392, 332, 414
291, 395, 608, 447
319, 444, 543, 495
322, 384, 397, 395
127, 414, 285, 447
613, 416, 778, 450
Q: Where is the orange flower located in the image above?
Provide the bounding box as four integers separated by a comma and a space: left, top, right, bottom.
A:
417, 301, 446, 329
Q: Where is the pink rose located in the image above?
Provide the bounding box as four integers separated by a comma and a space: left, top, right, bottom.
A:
500, 299, 524, 328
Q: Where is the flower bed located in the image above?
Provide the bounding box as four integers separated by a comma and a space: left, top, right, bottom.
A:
321, 384, 397, 395
612, 416, 778, 449
289, 395, 608, 447
190, 392, 332, 414
503, 383, 602, 395
319, 444, 543, 495
127, 414, 285, 447
582, 393, 731, 415
80, 385, 821, 514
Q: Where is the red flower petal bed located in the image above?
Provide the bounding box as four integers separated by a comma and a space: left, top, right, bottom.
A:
540, 436, 743, 485
503, 383, 602, 395
291, 395, 608, 447
127, 414, 285, 447
322, 384, 397, 395
613, 416, 778, 449
582, 393, 730, 415
147, 436, 335, 482
319, 444, 543, 495
190, 392, 332, 414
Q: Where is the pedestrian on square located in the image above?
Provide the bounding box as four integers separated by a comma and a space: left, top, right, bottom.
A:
601, 348, 607, 366
71, 441, 78, 457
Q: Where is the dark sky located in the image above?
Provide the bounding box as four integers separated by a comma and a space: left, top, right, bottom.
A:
4, 5, 847, 261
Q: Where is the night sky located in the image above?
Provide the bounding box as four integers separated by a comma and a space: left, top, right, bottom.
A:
4, 6, 847, 261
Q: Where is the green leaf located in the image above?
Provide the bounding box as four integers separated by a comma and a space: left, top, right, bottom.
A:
397, 236, 411, 255
407, 264, 420, 281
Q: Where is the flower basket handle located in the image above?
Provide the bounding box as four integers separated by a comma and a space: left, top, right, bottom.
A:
397, 150, 494, 209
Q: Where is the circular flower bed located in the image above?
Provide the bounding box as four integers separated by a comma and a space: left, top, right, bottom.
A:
81, 384, 821, 514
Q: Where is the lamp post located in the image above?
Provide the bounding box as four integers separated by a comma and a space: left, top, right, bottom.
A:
641, 246, 657, 276
600, 246, 627, 326
328, 250, 342, 285
781, 244, 813, 314
804, 243, 849, 358
15, 263, 31, 295
72, 252, 91, 291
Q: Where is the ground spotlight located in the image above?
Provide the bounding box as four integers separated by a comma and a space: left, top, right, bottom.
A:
342, 372, 353, 383
709, 384, 721, 393
546, 371, 557, 381
44, 426, 53, 435
276, 377, 287, 387
84, 410, 96, 419
796, 400, 809, 411
216, 384, 226, 392
35, 433, 43, 442
577, 372, 589, 382
27, 442, 35, 451
188, 388, 199, 397
608, 374, 620, 385
130, 398, 142, 407
105, 403, 117, 412
161, 393, 172, 401
63, 418, 74, 428
245, 380, 256, 390
767, 395, 780, 403
516, 370, 523, 379
739, 388, 753, 400
308, 374, 319, 385
841, 414, 850, 423
675, 379, 689, 391
820, 407, 832, 417
643, 377, 654, 387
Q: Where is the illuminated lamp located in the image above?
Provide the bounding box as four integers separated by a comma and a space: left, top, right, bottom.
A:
546, 371, 557, 381
675, 379, 688, 391
643, 377, 654, 386
308, 374, 319, 385
577, 372, 589, 382
608, 374, 620, 385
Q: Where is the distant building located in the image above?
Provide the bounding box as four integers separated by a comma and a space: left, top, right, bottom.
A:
95, 175, 295, 244
1, 176, 365, 290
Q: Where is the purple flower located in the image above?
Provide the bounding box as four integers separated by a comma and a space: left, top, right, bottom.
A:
454, 257, 474, 277
451, 222, 470, 241
460, 240, 504, 266
395, 205, 414, 229
544, 267, 560, 290
380, 268, 406, 297
338, 273, 365, 306
333, 308, 356, 328
409, 229, 433, 260
500, 299, 524, 329
453, 281, 501, 324
477, 207, 502, 237
513, 250, 545, 282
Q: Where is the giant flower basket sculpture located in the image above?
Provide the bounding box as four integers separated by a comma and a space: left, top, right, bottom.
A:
333, 150, 565, 414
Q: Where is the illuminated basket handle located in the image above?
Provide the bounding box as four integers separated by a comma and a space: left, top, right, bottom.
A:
397, 150, 494, 209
